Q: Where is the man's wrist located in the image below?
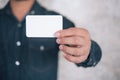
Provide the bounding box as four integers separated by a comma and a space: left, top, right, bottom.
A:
76, 40, 102, 67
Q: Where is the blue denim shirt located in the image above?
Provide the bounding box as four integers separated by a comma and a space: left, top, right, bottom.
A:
0, 1, 102, 80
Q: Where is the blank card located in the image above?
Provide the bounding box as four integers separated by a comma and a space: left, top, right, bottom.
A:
26, 15, 63, 37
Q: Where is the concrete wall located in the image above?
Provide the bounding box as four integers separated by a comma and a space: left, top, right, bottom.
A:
0, 0, 120, 80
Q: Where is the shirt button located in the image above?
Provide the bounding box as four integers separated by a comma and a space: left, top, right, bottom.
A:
15, 61, 20, 66
16, 41, 21, 46
17, 23, 22, 28
40, 45, 45, 51
30, 10, 35, 15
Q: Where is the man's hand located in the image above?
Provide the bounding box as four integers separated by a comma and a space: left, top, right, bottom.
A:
55, 28, 91, 64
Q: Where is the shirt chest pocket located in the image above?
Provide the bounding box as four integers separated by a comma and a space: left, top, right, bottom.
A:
27, 38, 59, 73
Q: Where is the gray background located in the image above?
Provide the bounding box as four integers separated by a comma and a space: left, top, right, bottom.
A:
0, 0, 120, 80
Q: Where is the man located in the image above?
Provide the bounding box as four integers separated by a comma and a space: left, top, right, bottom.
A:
0, 0, 102, 80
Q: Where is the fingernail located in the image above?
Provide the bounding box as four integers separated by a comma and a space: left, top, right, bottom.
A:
59, 45, 63, 50
54, 32, 60, 37
56, 39, 60, 44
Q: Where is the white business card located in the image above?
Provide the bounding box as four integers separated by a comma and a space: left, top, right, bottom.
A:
26, 15, 63, 37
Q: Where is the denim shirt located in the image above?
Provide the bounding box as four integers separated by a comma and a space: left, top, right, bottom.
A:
0, 1, 102, 80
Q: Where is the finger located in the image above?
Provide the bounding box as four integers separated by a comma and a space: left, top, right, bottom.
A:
55, 28, 89, 38
63, 53, 88, 64
59, 45, 86, 56
56, 36, 86, 46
